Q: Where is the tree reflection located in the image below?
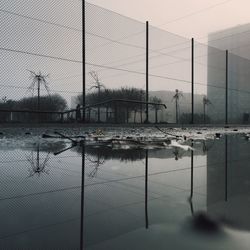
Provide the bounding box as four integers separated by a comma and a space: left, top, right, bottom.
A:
172, 147, 185, 161
26, 145, 50, 177
86, 154, 105, 178
73, 146, 146, 162
202, 139, 215, 154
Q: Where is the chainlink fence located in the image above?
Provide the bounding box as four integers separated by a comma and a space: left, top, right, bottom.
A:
0, 1, 250, 124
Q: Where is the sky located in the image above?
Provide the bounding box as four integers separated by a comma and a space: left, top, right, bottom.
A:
86, 0, 250, 43
1, 0, 250, 108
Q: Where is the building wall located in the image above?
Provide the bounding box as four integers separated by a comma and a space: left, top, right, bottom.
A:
208, 24, 250, 124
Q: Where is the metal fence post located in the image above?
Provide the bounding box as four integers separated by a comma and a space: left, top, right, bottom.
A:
82, 0, 86, 123
226, 50, 228, 125
145, 21, 149, 123
115, 101, 118, 123
191, 38, 194, 124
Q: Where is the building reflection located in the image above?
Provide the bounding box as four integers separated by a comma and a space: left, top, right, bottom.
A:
206, 134, 250, 231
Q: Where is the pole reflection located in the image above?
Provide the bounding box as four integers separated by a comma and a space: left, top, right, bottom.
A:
145, 149, 149, 229
80, 141, 85, 250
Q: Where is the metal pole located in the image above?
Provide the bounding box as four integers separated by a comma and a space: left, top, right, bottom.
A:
225, 135, 228, 201
191, 38, 194, 124
97, 89, 100, 123
37, 78, 40, 123
82, 0, 86, 123
37, 145, 40, 169
115, 101, 118, 124
226, 50, 228, 125
80, 143, 85, 249
145, 150, 149, 228
60, 113, 63, 123
189, 142, 194, 215
145, 21, 149, 123
203, 102, 206, 124
176, 98, 178, 124
190, 142, 194, 199
37, 78, 40, 111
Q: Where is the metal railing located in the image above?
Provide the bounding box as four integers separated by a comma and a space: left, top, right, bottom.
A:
0, 99, 167, 124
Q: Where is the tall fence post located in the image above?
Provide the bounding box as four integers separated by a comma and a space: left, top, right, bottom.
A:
191, 38, 194, 124
82, 0, 86, 123
225, 50, 228, 125
145, 21, 149, 123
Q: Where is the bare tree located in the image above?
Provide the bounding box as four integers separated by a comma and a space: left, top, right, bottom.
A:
27, 70, 49, 111
2, 96, 7, 103
172, 89, 183, 124
89, 71, 105, 122
203, 95, 212, 124
150, 96, 163, 124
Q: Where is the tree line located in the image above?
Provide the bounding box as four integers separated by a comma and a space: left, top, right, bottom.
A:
0, 94, 67, 122
75, 87, 163, 123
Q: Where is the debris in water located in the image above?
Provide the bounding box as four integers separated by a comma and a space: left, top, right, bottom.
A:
170, 140, 193, 151
244, 134, 250, 140
215, 133, 221, 139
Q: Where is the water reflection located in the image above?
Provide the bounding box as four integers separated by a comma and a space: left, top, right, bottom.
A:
26, 145, 50, 177
202, 140, 215, 154
80, 144, 85, 250
78, 146, 146, 162
207, 134, 250, 232
1, 134, 250, 249
87, 155, 105, 179
172, 147, 182, 160
145, 149, 149, 229
225, 135, 228, 202
189, 142, 194, 215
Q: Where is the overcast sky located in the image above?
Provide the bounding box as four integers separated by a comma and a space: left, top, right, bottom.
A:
1, 0, 249, 106
86, 0, 250, 42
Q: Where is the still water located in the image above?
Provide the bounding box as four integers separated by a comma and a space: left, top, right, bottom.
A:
0, 134, 250, 249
